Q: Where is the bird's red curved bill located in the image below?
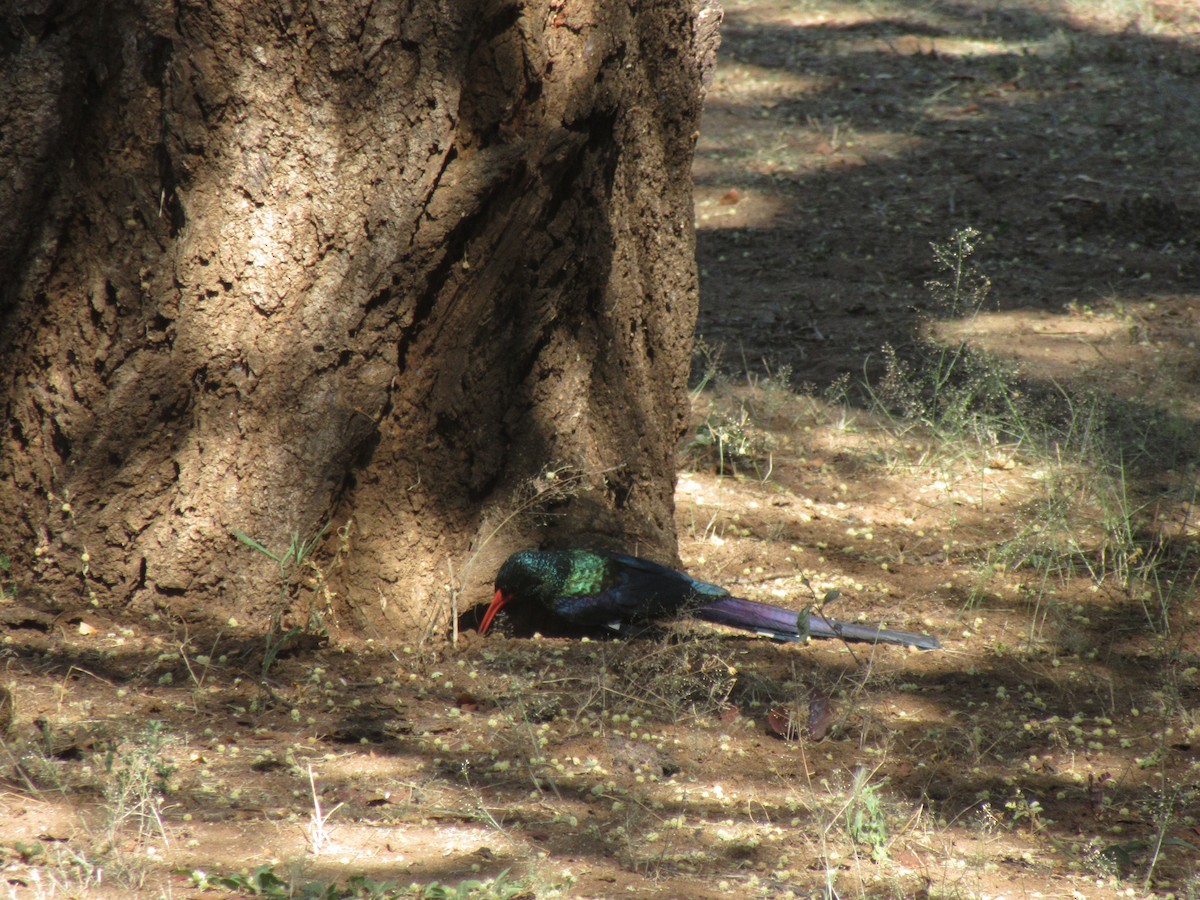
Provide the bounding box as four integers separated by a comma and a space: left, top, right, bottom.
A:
478, 589, 508, 635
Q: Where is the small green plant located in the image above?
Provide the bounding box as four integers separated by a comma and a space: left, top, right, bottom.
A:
233, 525, 330, 592
689, 335, 722, 399
1133, 756, 1200, 889
841, 768, 890, 863
685, 342, 785, 479
418, 869, 530, 900
190, 866, 300, 897
690, 405, 771, 477
1003, 786, 1047, 834
102, 720, 176, 847
233, 524, 331, 681
870, 226, 1039, 465
0, 552, 14, 598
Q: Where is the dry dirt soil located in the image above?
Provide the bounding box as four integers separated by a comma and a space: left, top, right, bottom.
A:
4, 1, 1200, 898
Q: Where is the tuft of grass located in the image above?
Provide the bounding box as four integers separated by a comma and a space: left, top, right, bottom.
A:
100, 721, 177, 850
2, 718, 180, 890
867, 227, 1200, 643
689, 404, 773, 478
685, 345, 794, 481
840, 767, 891, 863
232, 523, 334, 681
0, 552, 15, 599
872, 226, 1018, 447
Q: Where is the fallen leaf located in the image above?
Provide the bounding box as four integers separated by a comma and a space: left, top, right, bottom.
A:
806, 694, 836, 741
767, 706, 801, 741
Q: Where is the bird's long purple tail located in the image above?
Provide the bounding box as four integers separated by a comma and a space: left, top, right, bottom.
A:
693, 597, 940, 650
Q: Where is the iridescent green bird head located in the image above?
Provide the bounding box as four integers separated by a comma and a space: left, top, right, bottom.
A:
479, 549, 574, 634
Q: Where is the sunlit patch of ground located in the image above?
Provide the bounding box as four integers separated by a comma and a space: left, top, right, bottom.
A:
936, 295, 1200, 420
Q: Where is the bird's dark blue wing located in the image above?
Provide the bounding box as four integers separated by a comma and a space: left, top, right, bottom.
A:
604, 553, 729, 599
548, 552, 729, 627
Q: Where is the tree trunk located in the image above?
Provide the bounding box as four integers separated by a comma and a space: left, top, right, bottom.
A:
0, 0, 720, 640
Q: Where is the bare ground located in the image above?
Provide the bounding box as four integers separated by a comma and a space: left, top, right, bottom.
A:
4, 1, 1200, 897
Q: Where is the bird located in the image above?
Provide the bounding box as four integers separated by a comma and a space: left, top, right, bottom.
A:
478, 549, 940, 650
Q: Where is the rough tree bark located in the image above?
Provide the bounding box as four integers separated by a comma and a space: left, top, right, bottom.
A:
0, 0, 721, 639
